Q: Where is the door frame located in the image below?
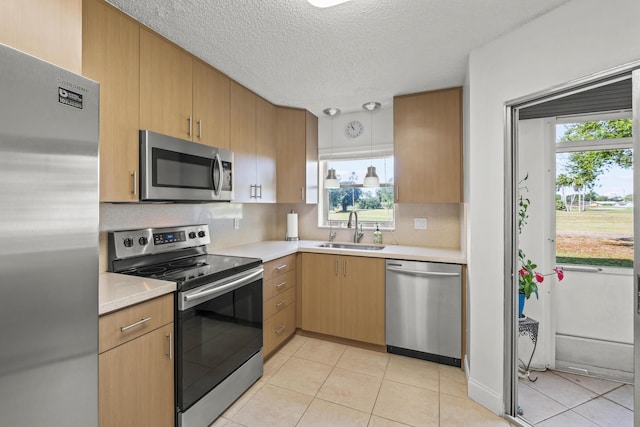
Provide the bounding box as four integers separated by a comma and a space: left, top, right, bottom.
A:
502, 61, 640, 425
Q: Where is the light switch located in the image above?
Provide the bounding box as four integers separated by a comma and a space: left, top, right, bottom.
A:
414, 218, 427, 230
234, 218, 240, 230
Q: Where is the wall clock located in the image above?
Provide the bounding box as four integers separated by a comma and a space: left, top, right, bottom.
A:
345, 120, 364, 138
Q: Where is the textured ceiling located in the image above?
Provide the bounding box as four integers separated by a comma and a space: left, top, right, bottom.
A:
106, 0, 571, 116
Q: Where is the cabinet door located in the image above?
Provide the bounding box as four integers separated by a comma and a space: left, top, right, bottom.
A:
0, 0, 82, 73
230, 81, 257, 202
341, 256, 386, 345
140, 28, 193, 140
99, 323, 174, 427
394, 87, 462, 203
83, 0, 140, 202
305, 111, 319, 204
301, 253, 341, 336
276, 107, 307, 203
256, 96, 277, 203
193, 59, 230, 149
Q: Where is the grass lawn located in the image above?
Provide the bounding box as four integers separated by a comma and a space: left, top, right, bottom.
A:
556, 208, 633, 267
328, 208, 393, 223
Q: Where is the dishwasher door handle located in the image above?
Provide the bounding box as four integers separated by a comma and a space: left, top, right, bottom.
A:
386, 266, 460, 277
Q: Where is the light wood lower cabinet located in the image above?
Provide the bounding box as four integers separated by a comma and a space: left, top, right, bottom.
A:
301, 253, 385, 345
263, 255, 297, 357
99, 294, 174, 427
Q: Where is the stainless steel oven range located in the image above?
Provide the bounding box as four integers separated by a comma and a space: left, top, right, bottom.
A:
108, 224, 263, 427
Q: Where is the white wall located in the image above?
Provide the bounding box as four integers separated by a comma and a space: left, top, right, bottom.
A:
466, 0, 640, 414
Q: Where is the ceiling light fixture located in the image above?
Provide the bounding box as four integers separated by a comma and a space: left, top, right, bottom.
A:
308, 0, 352, 8
323, 107, 341, 189
362, 102, 381, 187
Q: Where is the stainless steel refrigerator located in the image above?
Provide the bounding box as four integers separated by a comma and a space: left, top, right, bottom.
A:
0, 43, 99, 426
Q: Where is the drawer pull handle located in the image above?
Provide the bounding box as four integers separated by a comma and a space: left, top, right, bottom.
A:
275, 299, 287, 308
166, 332, 173, 360
275, 281, 287, 289
275, 264, 287, 271
275, 324, 287, 335
120, 316, 151, 332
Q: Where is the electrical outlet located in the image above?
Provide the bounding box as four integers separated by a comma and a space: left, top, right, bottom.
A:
414, 218, 427, 230
234, 218, 240, 230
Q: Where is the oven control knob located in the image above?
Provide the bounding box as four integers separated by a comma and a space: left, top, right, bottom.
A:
138, 237, 148, 246
198, 231, 206, 238
189, 232, 196, 239
123, 238, 134, 248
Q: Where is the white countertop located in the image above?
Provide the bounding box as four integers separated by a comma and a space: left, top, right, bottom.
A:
211, 240, 466, 264
99, 272, 176, 315
99, 241, 465, 314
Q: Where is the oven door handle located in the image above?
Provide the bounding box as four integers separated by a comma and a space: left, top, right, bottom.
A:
183, 268, 263, 303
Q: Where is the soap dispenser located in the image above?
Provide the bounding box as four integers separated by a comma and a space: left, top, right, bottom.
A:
373, 223, 383, 244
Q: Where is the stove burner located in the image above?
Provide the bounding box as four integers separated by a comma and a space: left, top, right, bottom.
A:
169, 259, 200, 268
137, 266, 167, 276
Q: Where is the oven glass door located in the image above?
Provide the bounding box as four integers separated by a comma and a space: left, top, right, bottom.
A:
177, 278, 263, 412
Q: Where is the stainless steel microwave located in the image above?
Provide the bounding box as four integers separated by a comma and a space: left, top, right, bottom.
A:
139, 130, 233, 202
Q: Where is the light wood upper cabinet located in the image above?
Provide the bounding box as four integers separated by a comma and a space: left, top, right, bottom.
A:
276, 108, 318, 204
230, 81, 257, 202
393, 87, 462, 203
83, 0, 140, 202
0, 0, 82, 73
193, 59, 230, 149
301, 253, 385, 345
230, 82, 277, 203
140, 28, 193, 141
255, 96, 277, 202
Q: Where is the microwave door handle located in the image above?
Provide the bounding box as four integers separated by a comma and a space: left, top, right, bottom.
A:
212, 153, 222, 196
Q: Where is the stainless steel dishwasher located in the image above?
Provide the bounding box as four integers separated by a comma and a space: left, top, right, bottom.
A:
386, 259, 462, 367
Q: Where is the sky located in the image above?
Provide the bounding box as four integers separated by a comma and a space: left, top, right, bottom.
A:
555, 123, 633, 198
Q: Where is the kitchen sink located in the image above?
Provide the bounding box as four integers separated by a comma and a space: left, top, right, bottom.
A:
316, 242, 386, 251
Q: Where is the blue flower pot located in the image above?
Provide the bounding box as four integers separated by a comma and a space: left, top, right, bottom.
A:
518, 293, 526, 318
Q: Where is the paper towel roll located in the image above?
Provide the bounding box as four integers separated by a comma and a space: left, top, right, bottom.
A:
286, 212, 299, 241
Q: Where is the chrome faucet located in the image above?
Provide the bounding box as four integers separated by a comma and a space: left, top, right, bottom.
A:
328, 221, 336, 242
347, 210, 364, 243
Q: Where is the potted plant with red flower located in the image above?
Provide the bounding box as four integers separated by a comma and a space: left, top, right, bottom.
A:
518, 175, 564, 318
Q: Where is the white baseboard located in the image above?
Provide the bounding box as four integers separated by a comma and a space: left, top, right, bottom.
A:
467, 374, 504, 415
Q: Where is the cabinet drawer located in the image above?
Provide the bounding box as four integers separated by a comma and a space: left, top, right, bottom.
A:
264, 269, 296, 301
264, 287, 295, 320
99, 293, 173, 353
263, 254, 296, 281
263, 304, 295, 356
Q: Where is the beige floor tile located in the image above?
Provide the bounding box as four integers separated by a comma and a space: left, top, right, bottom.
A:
372, 380, 439, 427
440, 373, 467, 398
553, 371, 621, 395
267, 356, 333, 396
316, 367, 383, 413
294, 337, 347, 366
297, 398, 370, 427
517, 382, 567, 425
222, 380, 265, 419
231, 383, 312, 427
536, 410, 599, 427
209, 418, 247, 427
368, 415, 412, 426
604, 384, 634, 411
336, 346, 390, 378
440, 393, 511, 426
572, 396, 634, 427
523, 370, 597, 408
277, 334, 309, 356
263, 352, 290, 381
384, 354, 439, 392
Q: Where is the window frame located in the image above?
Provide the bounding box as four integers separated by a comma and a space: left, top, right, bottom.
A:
318, 159, 396, 230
